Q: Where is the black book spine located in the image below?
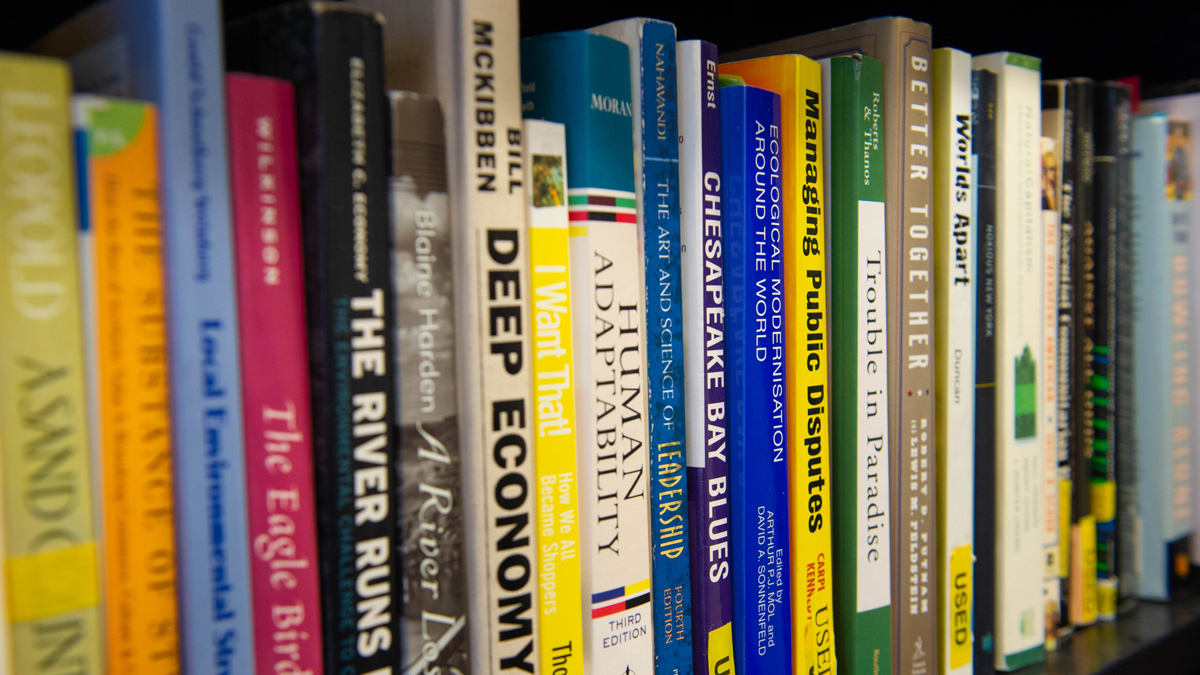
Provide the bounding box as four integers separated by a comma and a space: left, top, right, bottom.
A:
226, 4, 401, 673
1092, 83, 1122, 620
1112, 84, 1139, 609
972, 67, 998, 675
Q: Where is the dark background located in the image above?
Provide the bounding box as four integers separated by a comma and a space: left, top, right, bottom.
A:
4, 0, 1200, 91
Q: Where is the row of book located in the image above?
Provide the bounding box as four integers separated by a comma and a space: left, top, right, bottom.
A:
0, 2, 1196, 675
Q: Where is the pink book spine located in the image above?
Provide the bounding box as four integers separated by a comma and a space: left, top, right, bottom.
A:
227, 72, 325, 675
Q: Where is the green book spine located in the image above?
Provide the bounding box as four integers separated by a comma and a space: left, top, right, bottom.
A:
0, 52, 102, 674
830, 54, 892, 675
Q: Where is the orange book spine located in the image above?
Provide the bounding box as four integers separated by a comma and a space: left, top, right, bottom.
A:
75, 96, 180, 672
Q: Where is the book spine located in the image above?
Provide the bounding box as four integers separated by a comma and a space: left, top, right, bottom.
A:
830, 54, 892, 675
970, 66, 998, 675
1132, 114, 1193, 601
74, 95, 181, 674
1040, 134, 1062, 645
975, 53, 1046, 672
1111, 89, 1136, 606
932, 48, 975, 675
1091, 84, 1126, 619
116, 0, 258, 669
523, 118, 584, 675
226, 74, 325, 675
721, 82, 792, 675
390, 91, 470, 675
0, 54, 103, 674
1066, 80, 1099, 627
890, 34, 939, 675
639, 24, 694, 675
678, 39, 736, 675
446, 5, 539, 672
787, 61, 834, 675
521, 30, 649, 675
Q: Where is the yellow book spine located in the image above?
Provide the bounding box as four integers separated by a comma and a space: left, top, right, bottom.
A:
524, 120, 584, 675
0, 52, 103, 673
75, 96, 180, 673
720, 54, 836, 675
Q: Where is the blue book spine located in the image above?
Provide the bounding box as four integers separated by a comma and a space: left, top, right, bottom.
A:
1132, 113, 1194, 601
721, 83, 792, 675
634, 20, 694, 675
679, 39, 735, 675
119, 0, 255, 671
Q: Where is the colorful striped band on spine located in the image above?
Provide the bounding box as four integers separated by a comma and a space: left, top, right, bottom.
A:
568, 187, 637, 222
591, 579, 653, 618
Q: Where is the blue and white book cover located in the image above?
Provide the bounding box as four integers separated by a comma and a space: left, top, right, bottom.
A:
43, 0, 256, 671
1132, 113, 1194, 601
720, 82, 793, 675
589, 17, 693, 675
523, 30, 656, 675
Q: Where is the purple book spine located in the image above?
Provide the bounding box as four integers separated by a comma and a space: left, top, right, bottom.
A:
681, 39, 734, 675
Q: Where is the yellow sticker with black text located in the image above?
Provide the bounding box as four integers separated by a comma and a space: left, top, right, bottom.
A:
950, 544, 973, 669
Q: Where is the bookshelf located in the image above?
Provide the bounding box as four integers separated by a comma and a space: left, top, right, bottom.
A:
4, 1, 1200, 675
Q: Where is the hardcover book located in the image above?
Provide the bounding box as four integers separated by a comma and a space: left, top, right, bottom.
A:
523, 117, 584, 675
355, 1, 541, 671
1130, 113, 1193, 601
971, 66, 998, 675
522, 30, 654, 675
719, 53, 835, 675
1092, 83, 1131, 619
0, 52, 103, 675
1143, 87, 1200, 568
390, 91, 471, 675
720, 80, 793, 675
33, 3, 258, 669
227, 73, 325, 675
827, 54, 892, 675
74, 94, 181, 674
588, 20, 694, 675
678, 39, 737, 675
225, 6, 400, 674
932, 47, 976, 675
972, 52, 1046, 672
729, 22, 939, 672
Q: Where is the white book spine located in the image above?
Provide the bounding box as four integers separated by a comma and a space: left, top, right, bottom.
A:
933, 47, 976, 675
679, 43, 708, 496
972, 52, 1046, 671
435, 1, 539, 672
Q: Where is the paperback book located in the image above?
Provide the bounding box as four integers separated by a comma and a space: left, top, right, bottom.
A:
389, 91, 471, 675
523, 117, 584, 675
0, 53, 103, 674
932, 46, 976, 675
827, 54, 893, 675
971, 65, 998, 675
678, 38, 737, 675
227, 73, 325, 675
720, 79, 792, 675
972, 51, 1046, 672
522, 30, 654, 675
74, 94, 181, 674
1130, 113, 1194, 601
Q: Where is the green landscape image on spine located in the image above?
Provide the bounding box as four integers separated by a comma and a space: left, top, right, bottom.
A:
1015, 345, 1037, 439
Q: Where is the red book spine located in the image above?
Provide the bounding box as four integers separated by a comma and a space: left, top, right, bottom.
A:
226, 72, 325, 675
